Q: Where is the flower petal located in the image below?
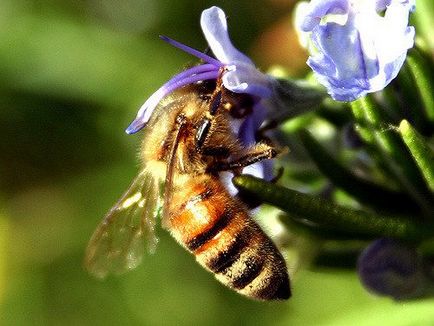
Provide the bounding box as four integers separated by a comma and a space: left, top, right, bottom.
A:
200, 6, 253, 64
223, 63, 273, 98
159, 35, 222, 67
299, 0, 350, 32
298, 0, 415, 101
307, 18, 372, 101
237, 106, 273, 182
238, 105, 266, 146
126, 65, 220, 134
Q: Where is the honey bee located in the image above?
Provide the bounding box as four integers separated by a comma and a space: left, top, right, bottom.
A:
84, 80, 290, 300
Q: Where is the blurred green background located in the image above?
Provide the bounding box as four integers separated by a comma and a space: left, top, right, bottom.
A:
1, 0, 434, 325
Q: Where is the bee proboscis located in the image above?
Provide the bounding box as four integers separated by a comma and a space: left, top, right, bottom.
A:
84, 81, 290, 300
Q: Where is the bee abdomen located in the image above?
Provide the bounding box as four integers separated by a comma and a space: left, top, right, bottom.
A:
229, 254, 265, 290
206, 228, 250, 274
213, 229, 290, 300
191, 210, 290, 300
185, 209, 232, 252
170, 182, 290, 301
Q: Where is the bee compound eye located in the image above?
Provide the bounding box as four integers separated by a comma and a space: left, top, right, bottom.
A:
195, 119, 211, 150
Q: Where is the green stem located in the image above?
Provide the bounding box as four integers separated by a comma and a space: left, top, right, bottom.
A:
412, 0, 434, 50
350, 99, 376, 144
280, 214, 376, 241
350, 97, 434, 217
406, 48, 434, 123
399, 120, 434, 192
299, 129, 421, 216
233, 175, 433, 242
381, 86, 405, 123
396, 63, 432, 134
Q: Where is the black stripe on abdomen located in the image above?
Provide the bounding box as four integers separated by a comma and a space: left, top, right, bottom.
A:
254, 270, 290, 300
206, 228, 251, 273
231, 255, 265, 289
186, 209, 232, 252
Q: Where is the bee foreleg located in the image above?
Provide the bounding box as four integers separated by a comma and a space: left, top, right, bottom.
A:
210, 143, 278, 172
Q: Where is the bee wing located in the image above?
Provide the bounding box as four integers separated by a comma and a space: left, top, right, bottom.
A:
161, 115, 187, 226
84, 169, 162, 279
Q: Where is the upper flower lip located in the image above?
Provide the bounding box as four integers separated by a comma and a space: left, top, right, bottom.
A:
200, 6, 254, 65
126, 6, 272, 134
200, 6, 273, 99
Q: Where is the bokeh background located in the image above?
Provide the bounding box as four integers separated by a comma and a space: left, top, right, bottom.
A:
1, 0, 434, 325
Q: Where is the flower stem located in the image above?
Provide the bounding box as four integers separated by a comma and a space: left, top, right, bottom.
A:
349, 100, 375, 144
405, 47, 434, 123
350, 97, 434, 217
298, 129, 421, 216
233, 175, 433, 242
395, 63, 432, 134
280, 213, 375, 241
399, 120, 434, 192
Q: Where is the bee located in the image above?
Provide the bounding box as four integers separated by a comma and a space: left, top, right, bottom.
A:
84, 80, 290, 301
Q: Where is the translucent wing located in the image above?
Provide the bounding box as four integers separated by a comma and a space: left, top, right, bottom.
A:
84, 168, 162, 279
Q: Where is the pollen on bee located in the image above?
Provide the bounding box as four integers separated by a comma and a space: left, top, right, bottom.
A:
121, 192, 142, 209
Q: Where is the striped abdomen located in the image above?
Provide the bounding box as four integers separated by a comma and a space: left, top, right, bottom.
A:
167, 175, 290, 300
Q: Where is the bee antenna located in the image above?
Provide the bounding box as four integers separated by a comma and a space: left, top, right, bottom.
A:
209, 91, 222, 115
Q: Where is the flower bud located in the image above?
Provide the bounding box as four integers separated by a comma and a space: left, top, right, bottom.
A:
357, 238, 425, 300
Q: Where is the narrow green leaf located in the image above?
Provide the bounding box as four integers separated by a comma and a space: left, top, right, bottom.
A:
349, 100, 376, 144
413, 0, 434, 50
350, 97, 434, 217
399, 120, 434, 192
406, 47, 434, 122
298, 129, 422, 216
374, 86, 402, 124
233, 175, 432, 242
279, 214, 376, 241
395, 63, 432, 134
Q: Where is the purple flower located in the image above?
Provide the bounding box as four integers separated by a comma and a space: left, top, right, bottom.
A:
295, 0, 415, 101
357, 238, 425, 300
125, 6, 273, 136
125, 6, 277, 184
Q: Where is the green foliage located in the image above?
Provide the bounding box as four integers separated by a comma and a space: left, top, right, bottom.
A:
1, 0, 434, 325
